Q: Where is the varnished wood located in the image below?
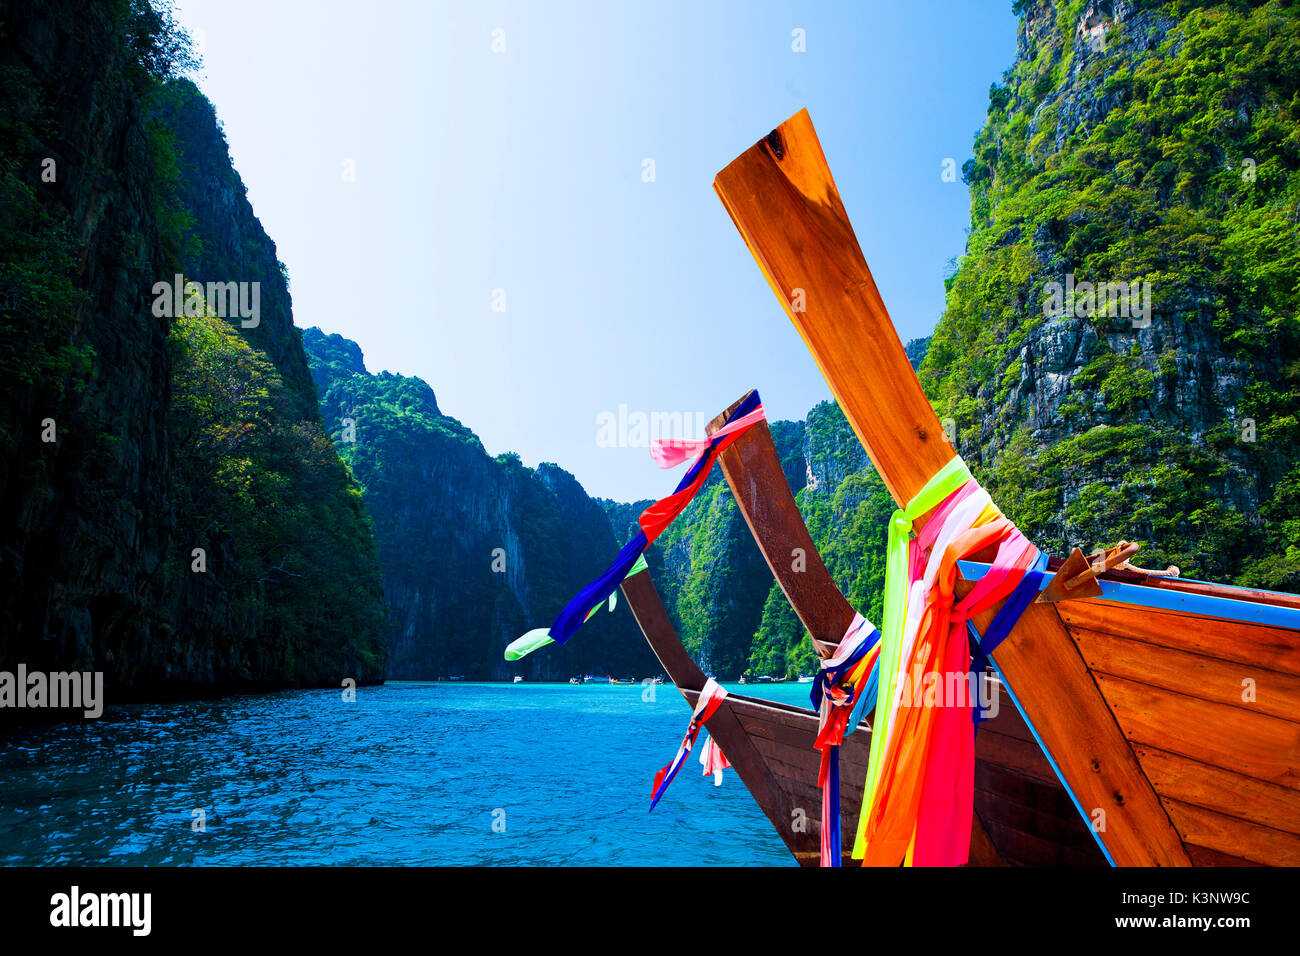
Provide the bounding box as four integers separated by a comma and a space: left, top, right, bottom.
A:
716, 110, 1190, 866
707, 390, 857, 655
1134, 745, 1300, 836
703, 393, 1107, 865
621, 569, 812, 860
714, 110, 953, 504
1060, 601, 1300, 678
973, 600, 1192, 865
1163, 798, 1300, 867
1097, 672, 1300, 790
1071, 625, 1300, 724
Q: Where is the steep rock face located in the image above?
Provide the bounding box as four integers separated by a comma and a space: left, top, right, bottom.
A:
302, 328, 658, 680
154, 80, 317, 414
926, 0, 1300, 585
0, 2, 387, 710
0, 2, 174, 681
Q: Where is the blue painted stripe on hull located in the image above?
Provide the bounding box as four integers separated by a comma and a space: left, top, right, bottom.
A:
984, 647, 1117, 867
956, 560, 1300, 631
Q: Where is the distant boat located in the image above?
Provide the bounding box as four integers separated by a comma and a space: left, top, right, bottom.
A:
795, 675, 813, 684
610, 677, 635, 685
568, 676, 582, 685
513, 676, 523, 683
582, 675, 609, 684
448, 675, 464, 682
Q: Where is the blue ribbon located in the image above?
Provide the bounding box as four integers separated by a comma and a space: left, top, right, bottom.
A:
548, 391, 762, 646
969, 551, 1049, 726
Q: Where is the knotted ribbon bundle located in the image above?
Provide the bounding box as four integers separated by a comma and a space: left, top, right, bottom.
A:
810, 613, 881, 866
650, 678, 729, 809
854, 455, 1044, 866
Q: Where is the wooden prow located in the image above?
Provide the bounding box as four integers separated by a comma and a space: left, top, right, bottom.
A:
714, 110, 953, 504
706, 390, 855, 658
714, 109, 1192, 866
620, 568, 820, 862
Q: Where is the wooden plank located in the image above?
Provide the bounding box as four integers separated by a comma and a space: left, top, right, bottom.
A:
981, 602, 1193, 865
1134, 745, 1300, 837
1163, 799, 1300, 866
1099, 673, 1300, 790
714, 110, 953, 504
974, 786, 1106, 847
975, 761, 1085, 820
1072, 626, 1300, 724
1184, 845, 1264, 867
975, 728, 1059, 787
621, 569, 816, 859
707, 392, 857, 652
1059, 601, 1300, 678
716, 109, 1190, 867
968, 810, 1007, 866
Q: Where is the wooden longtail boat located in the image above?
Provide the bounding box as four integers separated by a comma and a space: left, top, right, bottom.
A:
622, 109, 1300, 867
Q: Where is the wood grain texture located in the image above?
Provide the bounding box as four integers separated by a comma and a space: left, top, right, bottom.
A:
1071, 626, 1300, 723
716, 108, 1189, 866
621, 569, 814, 861
707, 390, 857, 654
978, 602, 1193, 865
1060, 601, 1300, 678
1134, 745, 1300, 836
713, 110, 953, 504
1163, 799, 1300, 866
1098, 672, 1300, 790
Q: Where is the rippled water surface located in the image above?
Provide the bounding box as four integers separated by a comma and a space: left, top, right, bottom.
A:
0, 682, 815, 866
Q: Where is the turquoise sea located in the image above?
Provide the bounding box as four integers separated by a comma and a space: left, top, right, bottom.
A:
0, 681, 816, 866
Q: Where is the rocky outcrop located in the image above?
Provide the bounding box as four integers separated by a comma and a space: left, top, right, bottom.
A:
303, 329, 659, 680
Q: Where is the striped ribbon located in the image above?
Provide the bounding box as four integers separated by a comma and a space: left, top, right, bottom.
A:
650, 678, 729, 810
811, 613, 881, 866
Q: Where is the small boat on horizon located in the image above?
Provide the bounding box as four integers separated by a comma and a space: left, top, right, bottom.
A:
513, 675, 523, 683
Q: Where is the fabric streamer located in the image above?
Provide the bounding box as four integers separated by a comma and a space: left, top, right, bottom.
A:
810, 613, 881, 866
650, 678, 729, 810
853, 454, 1044, 866
505, 391, 766, 660
503, 555, 648, 660
698, 734, 730, 786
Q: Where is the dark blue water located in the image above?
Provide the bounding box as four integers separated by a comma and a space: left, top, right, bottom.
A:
0, 681, 815, 866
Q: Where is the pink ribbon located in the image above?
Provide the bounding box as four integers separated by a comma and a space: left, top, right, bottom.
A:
649, 407, 767, 469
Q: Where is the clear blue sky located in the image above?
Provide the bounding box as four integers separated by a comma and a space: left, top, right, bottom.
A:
172, 0, 1019, 501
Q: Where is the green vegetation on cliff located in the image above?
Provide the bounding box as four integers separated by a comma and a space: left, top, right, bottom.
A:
0, 1, 386, 699
925, 0, 1300, 587
303, 328, 658, 681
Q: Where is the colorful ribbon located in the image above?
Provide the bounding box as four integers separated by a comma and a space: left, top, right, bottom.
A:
503, 556, 647, 660
853, 455, 1042, 866
650, 678, 729, 810
649, 406, 767, 468
811, 613, 881, 866
698, 733, 730, 786
508, 391, 765, 659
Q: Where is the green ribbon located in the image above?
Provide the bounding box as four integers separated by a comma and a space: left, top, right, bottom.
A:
504, 555, 648, 661
852, 454, 972, 859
